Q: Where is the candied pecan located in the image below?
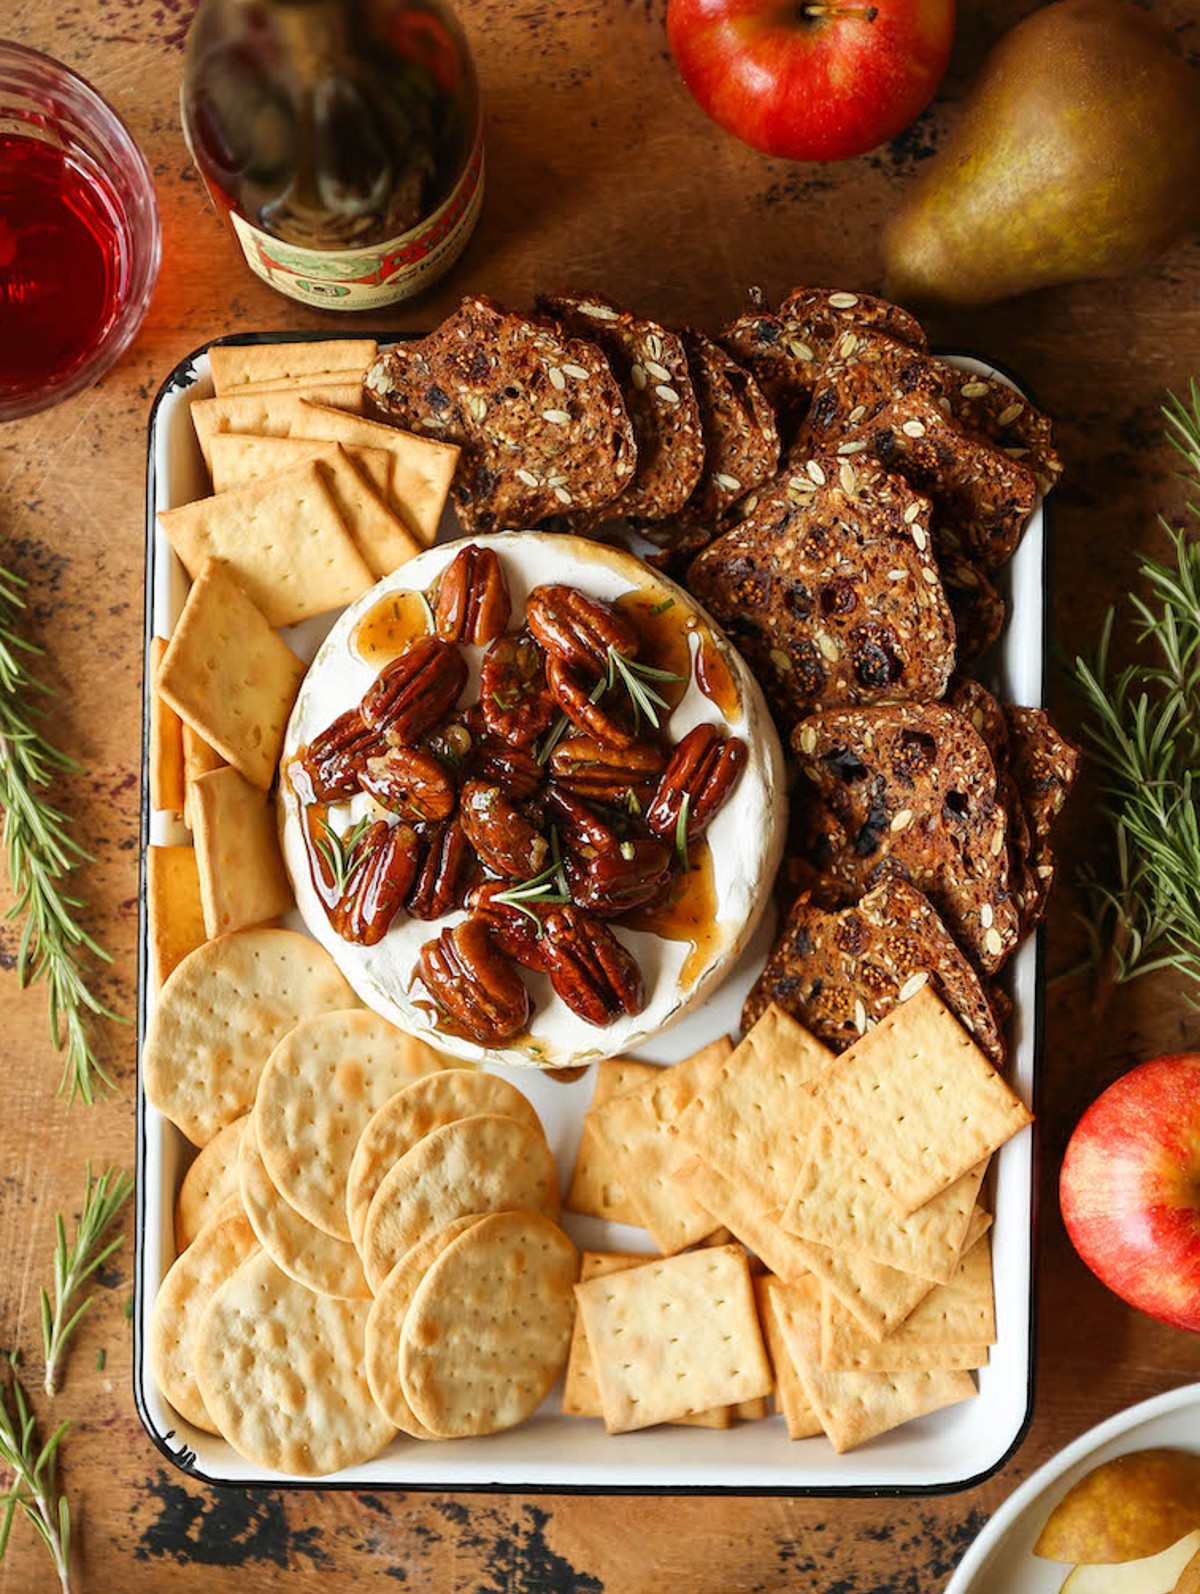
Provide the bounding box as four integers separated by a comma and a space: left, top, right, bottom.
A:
469, 881, 550, 970
407, 818, 473, 920
414, 917, 530, 1045
361, 636, 467, 745
546, 654, 637, 749
545, 786, 622, 862
540, 905, 645, 1024
299, 708, 386, 801
549, 734, 666, 807
434, 543, 512, 644
361, 747, 456, 822
465, 736, 545, 800
526, 584, 639, 674
330, 821, 420, 946
459, 780, 550, 879
646, 723, 747, 844
565, 837, 673, 916
479, 633, 557, 747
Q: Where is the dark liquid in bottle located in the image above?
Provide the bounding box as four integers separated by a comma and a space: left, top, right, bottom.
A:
0, 133, 125, 396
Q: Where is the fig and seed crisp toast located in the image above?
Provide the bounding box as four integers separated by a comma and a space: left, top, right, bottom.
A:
642, 330, 780, 558
743, 875, 1006, 1067
1003, 704, 1081, 930
364, 294, 636, 532
687, 450, 954, 728
721, 287, 927, 440
537, 291, 704, 523
792, 701, 1020, 974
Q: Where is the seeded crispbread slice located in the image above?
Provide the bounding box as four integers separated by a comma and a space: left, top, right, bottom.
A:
157, 559, 306, 791
537, 290, 705, 522
673, 1155, 941, 1340
781, 1111, 989, 1283
208, 339, 378, 395
175, 1114, 248, 1252
147, 845, 208, 994
364, 1215, 484, 1438
190, 766, 292, 939
672, 1006, 836, 1212
361, 1114, 561, 1294
194, 1251, 393, 1475
588, 1038, 733, 1255
1004, 704, 1080, 929
805, 984, 1031, 1216
645, 330, 779, 558
821, 1234, 995, 1373
945, 555, 1006, 665
753, 1272, 823, 1439
574, 1245, 771, 1434
347, 1068, 542, 1251
743, 878, 1006, 1066
150, 1212, 259, 1432
687, 450, 953, 727
190, 387, 365, 472
365, 294, 637, 531
239, 1113, 370, 1299
208, 433, 391, 499
561, 1251, 731, 1427
159, 461, 373, 629
767, 1275, 977, 1453
255, 1012, 446, 1242
149, 637, 185, 814
565, 1059, 660, 1223
144, 928, 358, 1147
793, 701, 1019, 973
396, 1212, 578, 1439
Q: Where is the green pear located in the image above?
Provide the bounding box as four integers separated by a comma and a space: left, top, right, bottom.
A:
881, 0, 1200, 308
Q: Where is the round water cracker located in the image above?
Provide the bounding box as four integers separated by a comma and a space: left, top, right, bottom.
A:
347, 1070, 544, 1252
255, 1011, 446, 1241
175, 1115, 248, 1252
149, 1211, 259, 1433
194, 1250, 394, 1476
238, 1114, 370, 1299
143, 928, 359, 1147
364, 1215, 485, 1437
361, 1114, 560, 1294
399, 1211, 578, 1438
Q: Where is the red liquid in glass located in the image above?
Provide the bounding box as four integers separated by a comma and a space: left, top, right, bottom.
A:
0, 132, 125, 396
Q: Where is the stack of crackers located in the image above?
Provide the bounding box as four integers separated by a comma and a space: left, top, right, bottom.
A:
145, 339, 459, 991
564, 986, 1028, 1451
147, 926, 582, 1473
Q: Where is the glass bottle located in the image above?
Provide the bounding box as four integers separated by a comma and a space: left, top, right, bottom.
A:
181, 0, 483, 310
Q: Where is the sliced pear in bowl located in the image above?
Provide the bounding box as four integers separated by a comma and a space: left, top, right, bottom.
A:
1036, 1451, 1200, 1564
1175, 1546, 1200, 1594
1060, 1533, 1200, 1594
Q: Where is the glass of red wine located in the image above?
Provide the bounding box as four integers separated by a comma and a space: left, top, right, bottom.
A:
0, 42, 160, 422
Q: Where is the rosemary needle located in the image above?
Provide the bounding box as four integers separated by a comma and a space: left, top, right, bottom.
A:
0, 1355, 71, 1592
40, 1166, 133, 1398
0, 566, 122, 1104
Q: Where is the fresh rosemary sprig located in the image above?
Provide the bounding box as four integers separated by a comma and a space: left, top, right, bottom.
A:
535, 713, 571, 766
1073, 382, 1200, 995
41, 1166, 133, 1398
0, 567, 121, 1105
603, 647, 684, 732
674, 793, 692, 873
313, 813, 373, 895
491, 837, 570, 926
0, 1354, 72, 1592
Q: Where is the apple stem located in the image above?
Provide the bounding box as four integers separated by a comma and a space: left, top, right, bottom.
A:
802, 3, 879, 18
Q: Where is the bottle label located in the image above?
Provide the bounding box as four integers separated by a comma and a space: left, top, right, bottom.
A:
226, 131, 484, 310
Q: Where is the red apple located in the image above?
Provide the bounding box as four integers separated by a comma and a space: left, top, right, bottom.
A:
1060, 1054, 1200, 1332
666, 0, 955, 163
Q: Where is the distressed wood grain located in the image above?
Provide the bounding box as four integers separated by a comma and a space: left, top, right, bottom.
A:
2, 0, 1200, 1586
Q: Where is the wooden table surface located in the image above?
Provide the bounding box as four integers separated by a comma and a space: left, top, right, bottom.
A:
3, 0, 1200, 1587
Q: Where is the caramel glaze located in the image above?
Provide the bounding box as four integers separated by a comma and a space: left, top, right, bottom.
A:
623, 840, 720, 987
696, 633, 739, 720
353, 588, 432, 664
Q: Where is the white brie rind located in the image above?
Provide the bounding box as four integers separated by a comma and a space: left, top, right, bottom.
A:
279, 532, 787, 1070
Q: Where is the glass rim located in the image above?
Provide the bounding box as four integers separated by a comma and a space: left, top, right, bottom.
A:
0, 40, 162, 423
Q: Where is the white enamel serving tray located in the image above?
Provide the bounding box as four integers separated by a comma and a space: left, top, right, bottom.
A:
946, 1382, 1200, 1593
135, 336, 1045, 1494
